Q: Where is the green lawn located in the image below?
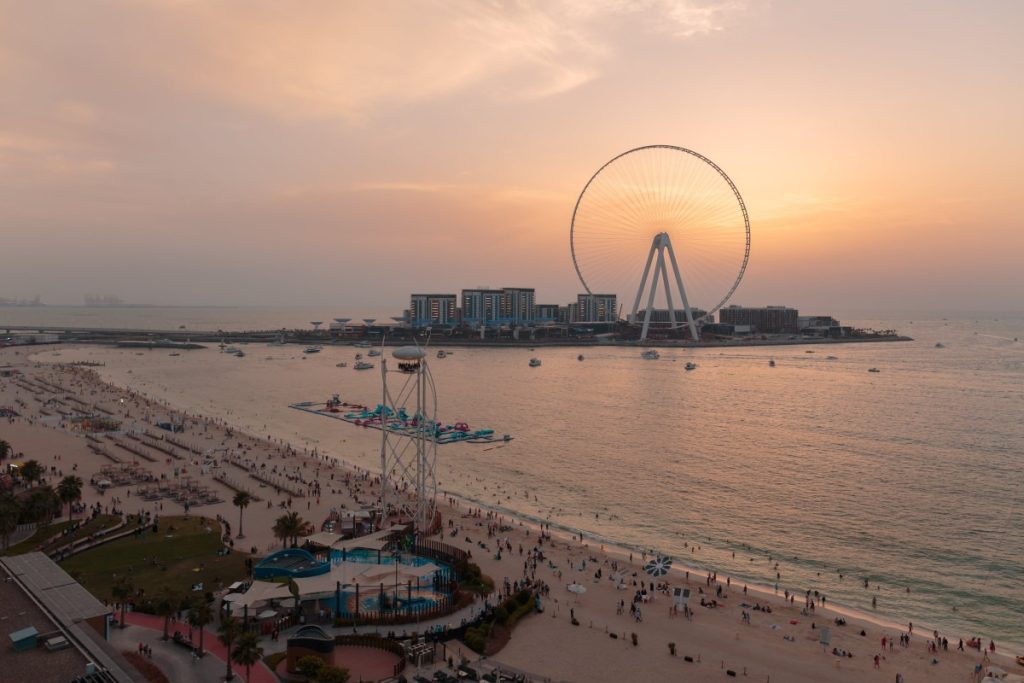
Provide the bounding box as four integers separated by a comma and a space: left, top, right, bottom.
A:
61, 515, 249, 606
4, 514, 128, 556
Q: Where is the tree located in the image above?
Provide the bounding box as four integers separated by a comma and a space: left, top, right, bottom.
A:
155, 586, 179, 641
217, 616, 242, 681
233, 491, 252, 540
187, 595, 214, 655
272, 511, 314, 549
0, 493, 19, 550
57, 475, 83, 524
295, 656, 325, 679
0, 439, 11, 463
26, 485, 60, 527
231, 631, 263, 683
19, 459, 43, 488
111, 576, 133, 628
317, 665, 351, 683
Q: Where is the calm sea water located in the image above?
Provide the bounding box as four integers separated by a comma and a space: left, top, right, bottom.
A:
12, 307, 1024, 652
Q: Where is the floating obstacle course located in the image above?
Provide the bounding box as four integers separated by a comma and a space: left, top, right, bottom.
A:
289, 394, 512, 444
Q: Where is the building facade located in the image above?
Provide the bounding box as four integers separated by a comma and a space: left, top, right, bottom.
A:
461, 288, 505, 326
500, 288, 536, 325
719, 305, 799, 334
575, 293, 618, 323
409, 294, 458, 327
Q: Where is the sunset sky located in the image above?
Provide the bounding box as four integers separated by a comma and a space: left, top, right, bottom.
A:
1, 1, 1021, 312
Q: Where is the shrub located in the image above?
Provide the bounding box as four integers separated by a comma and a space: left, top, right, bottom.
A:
494, 606, 509, 625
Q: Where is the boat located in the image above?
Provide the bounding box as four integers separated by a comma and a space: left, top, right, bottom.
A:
641, 350, 660, 360
355, 353, 363, 360
304, 346, 321, 354
529, 358, 542, 367
437, 350, 447, 359
685, 362, 697, 370
805, 350, 815, 353
868, 367, 881, 373
368, 349, 381, 357
935, 342, 945, 348
825, 355, 838, 360
169, 352, 180, 357
235, 351, 245, 358
577, 354, 584, 361
354, 361, 374, 370
224, 346, 241, 354
768, 359, 775, 367
336, 362, 347, 368
354, 341, 371, 348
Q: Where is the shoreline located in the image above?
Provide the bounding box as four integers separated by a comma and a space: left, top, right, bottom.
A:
4, 346, 1020, 681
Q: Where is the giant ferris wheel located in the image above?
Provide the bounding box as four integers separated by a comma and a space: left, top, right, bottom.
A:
570, 145, 750, 340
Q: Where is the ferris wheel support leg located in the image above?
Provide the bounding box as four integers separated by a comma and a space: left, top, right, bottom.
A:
630, 239, 660, 324
665, 237, 699, 341
640, 247, 665, 341
659, 244, 679, 333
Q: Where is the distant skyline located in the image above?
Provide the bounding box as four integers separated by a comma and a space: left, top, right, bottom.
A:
1, 1, 1022, 311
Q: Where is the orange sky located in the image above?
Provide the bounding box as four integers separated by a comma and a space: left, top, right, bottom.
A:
0, 1, 1021, 311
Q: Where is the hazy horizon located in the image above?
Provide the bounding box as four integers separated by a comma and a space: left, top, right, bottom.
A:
2, 1, 1021, 311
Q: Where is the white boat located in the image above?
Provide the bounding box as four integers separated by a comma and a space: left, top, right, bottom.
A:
235, 351, 245, 358
868, 367, 881, 373
685, 362, 697, 370
224, 346, 242, 354
768, 359, 776, 367
529, 358, 542, 367
304, 346, 321, 354
354, 341, 371, 348
368, 349, 381, 357
354, 361, 374, 370
641, 350, 660, 360
436, 350, 447, 359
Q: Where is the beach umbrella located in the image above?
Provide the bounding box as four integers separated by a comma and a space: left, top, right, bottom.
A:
567, 583, 587, 595
644, 556, 673, 577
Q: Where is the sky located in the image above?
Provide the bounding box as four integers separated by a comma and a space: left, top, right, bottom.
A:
1, 0, 1021, 312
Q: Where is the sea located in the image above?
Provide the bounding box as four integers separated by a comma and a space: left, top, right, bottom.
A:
4, 305, 1023, 652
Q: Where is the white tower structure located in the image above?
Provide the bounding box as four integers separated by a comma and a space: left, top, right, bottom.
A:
379, 345, 438, 535
628, 232, 699, 342
310, 321, 323, 331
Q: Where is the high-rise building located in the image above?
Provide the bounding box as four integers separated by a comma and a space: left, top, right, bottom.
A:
409, 294, 457, 327
461, 288, 504, 326
576, 293, 618, 322
534, 304, 561, 323
719, 305, 799, 333
501, 288, 536, 324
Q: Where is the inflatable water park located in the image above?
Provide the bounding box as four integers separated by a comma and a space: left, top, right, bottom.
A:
289, 394, 512, 444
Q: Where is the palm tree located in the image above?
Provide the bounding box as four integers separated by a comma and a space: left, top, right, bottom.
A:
26, 485, 60, 527
57, 475, 83, 524
111, 576, 133, 628
231, 631, 263, 683
0, 439, 11, 464
272, 511, 314, 549
233, 491, 252, 540
217, 616, 242, 681
155, 586, 179, 641
19, 459, 43, 488
0, 493, 19, 550
187, 595, 214, 656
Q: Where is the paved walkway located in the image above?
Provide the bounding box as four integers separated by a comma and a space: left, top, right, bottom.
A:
124, 612, 277, 683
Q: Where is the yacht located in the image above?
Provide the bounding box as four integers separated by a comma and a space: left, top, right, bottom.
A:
235, 351, 246, 358
354, 361, 374, 370
684, 362, 697, 370
868, 367, 881, 373
304, 346, 321, 354
368, 349, 381, 357
529, 358, 542, 367
768, 358, 776, 367
224, 346, 242, 355
641, 349, 660, 360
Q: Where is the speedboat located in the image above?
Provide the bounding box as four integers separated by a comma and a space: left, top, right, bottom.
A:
304, 346, 321, 354
224, 346, 241, 354
868, 367, 881, 373
235, 351, 245, 358
768, 359, 776, 367
336, 362, 347, 368
437, 350, 447, 359
368, 349, 381, 357
825, 355, 838, 360
354, 361, 374, 370
641, 349, 660, 360
685, 362, 697, 370
935, 342, 945, 348
169, 352, 180, 357
354, 341, 371, 348
529, 358, 542, 367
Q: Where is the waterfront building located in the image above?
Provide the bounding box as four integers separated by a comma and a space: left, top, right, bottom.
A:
634, 307, 709, 324
409, 294, 458, 327
575, 293, 618, 322
719, 305, 799, 334
461, 288, 504, 326
534, 304, 561, 323
501, 288, 536, 325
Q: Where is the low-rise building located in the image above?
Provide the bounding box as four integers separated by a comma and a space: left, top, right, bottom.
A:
719, 305, 799, 334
